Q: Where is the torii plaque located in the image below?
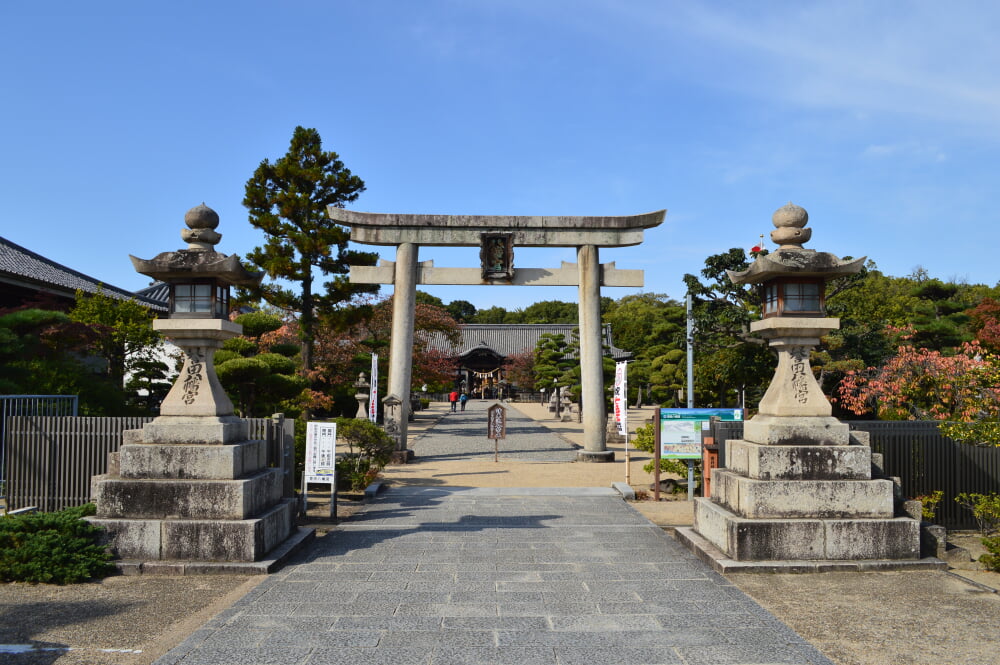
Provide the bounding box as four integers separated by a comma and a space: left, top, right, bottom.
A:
332, 208, 666, 462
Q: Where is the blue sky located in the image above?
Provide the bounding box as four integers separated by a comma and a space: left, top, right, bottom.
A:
3, 1, 999, 311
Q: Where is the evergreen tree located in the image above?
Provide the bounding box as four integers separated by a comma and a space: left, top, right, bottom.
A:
242, 126, 378, 376
445, 300, 477, 323
682, 248, 773, 407
533, 333, 577, 396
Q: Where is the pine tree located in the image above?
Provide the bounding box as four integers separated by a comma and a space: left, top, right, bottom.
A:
243, 126, 378, 374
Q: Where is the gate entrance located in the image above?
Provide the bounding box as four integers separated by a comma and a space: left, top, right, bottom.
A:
332, 208, 665, 462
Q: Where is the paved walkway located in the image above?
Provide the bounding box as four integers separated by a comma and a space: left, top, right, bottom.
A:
157, 486, 832, 665
153, 400, 835, 665
410, 400, 578, 462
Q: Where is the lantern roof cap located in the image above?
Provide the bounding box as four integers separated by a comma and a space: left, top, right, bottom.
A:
728, 249, 865, 285
129, 204, 262, 286
130, 250, 261, 285
728, 203, 865, 285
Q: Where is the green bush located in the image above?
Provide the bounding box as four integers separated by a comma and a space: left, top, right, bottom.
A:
221, 336, 257, 357
915, 490, 944, 521
980, 536, 1000, 572
0, 504, 115, 584
233, 311, 283, 338
268, 342, 300, 358
334, 418, 395, 491
955, 492, 1000, 535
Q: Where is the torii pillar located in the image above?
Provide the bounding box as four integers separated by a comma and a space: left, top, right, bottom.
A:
331, 208, 666, 462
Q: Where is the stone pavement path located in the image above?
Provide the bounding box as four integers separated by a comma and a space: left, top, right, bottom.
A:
411, 400, 578, 462
155, 485, 834, 665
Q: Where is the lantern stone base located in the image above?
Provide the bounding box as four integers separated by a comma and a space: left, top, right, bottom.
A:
113, 437, 267, 480
682, 430, 934, 571
90, 425, 304, 569
743, 415, 849, 446
89, 499, 297, 562
92, 468, 285, 520
692, 498, 920, 560
141, 415, 248, 445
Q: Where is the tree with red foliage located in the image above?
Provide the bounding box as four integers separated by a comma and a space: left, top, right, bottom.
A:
835, 326, 1000, 443
503, 351, 535, 392
306, 295, 461, 414
968, 297, 1000, 353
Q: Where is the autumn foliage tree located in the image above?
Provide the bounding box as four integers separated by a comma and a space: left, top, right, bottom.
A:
306, 295, 461, 415
835, 326, 1000, 445
503, 351, 536, 393
968, 297, 1000, 353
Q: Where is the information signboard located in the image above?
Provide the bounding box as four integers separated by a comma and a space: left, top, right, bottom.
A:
658, 408, 743, 459
304, 421, 337, 484
487, 403, 506, 440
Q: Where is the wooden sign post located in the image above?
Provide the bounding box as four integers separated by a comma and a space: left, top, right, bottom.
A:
487, 403, 507, 463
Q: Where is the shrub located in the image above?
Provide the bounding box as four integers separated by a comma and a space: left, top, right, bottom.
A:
222, 336, 257, 357
955, 492, 1000, 536
334, 418, 395, 491
980, 536, 1000, 572
915, 490, 944, 521
0, 504, 115, 584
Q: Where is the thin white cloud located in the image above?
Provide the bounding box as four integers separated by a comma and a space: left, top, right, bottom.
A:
554, 1, 1000, 137
862, 141, 948, 162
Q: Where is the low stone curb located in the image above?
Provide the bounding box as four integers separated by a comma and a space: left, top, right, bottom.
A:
364, 480, 386, 500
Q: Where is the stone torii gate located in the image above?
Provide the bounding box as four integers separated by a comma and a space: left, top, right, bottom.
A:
329, 208, 666, 463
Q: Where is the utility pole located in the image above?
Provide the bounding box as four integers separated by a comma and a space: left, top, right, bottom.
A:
686, 293, 695, 408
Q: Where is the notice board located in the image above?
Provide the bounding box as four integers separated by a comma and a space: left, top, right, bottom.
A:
658, 408, 743, 459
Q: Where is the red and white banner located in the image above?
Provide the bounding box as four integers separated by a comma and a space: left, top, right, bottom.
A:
368, 353, 379, 423
613, 361, 627, 435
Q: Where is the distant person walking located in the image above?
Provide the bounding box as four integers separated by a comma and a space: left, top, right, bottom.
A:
449, 390, 459, 412
459, 392, 468, 411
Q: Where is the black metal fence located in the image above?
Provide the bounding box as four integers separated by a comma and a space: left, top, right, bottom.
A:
708, 420, 1000, 530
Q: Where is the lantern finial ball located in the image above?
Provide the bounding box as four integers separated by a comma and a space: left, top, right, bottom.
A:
770, 202, 811, 248
181, 203, 223, 250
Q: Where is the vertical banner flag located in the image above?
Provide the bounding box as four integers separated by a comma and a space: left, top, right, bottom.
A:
614, 361, 628, 435
369, 353, 379, 423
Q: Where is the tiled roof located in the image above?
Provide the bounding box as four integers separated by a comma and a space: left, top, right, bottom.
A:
135, 281, 170, 305
0, 236, 168, 312
423, 323, 633, 361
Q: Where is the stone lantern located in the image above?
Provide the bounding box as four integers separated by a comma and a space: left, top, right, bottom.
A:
678, 203, 933, 571
128, 203, 261, 442
90, 205, 304, 569
727, 203, 865, 442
